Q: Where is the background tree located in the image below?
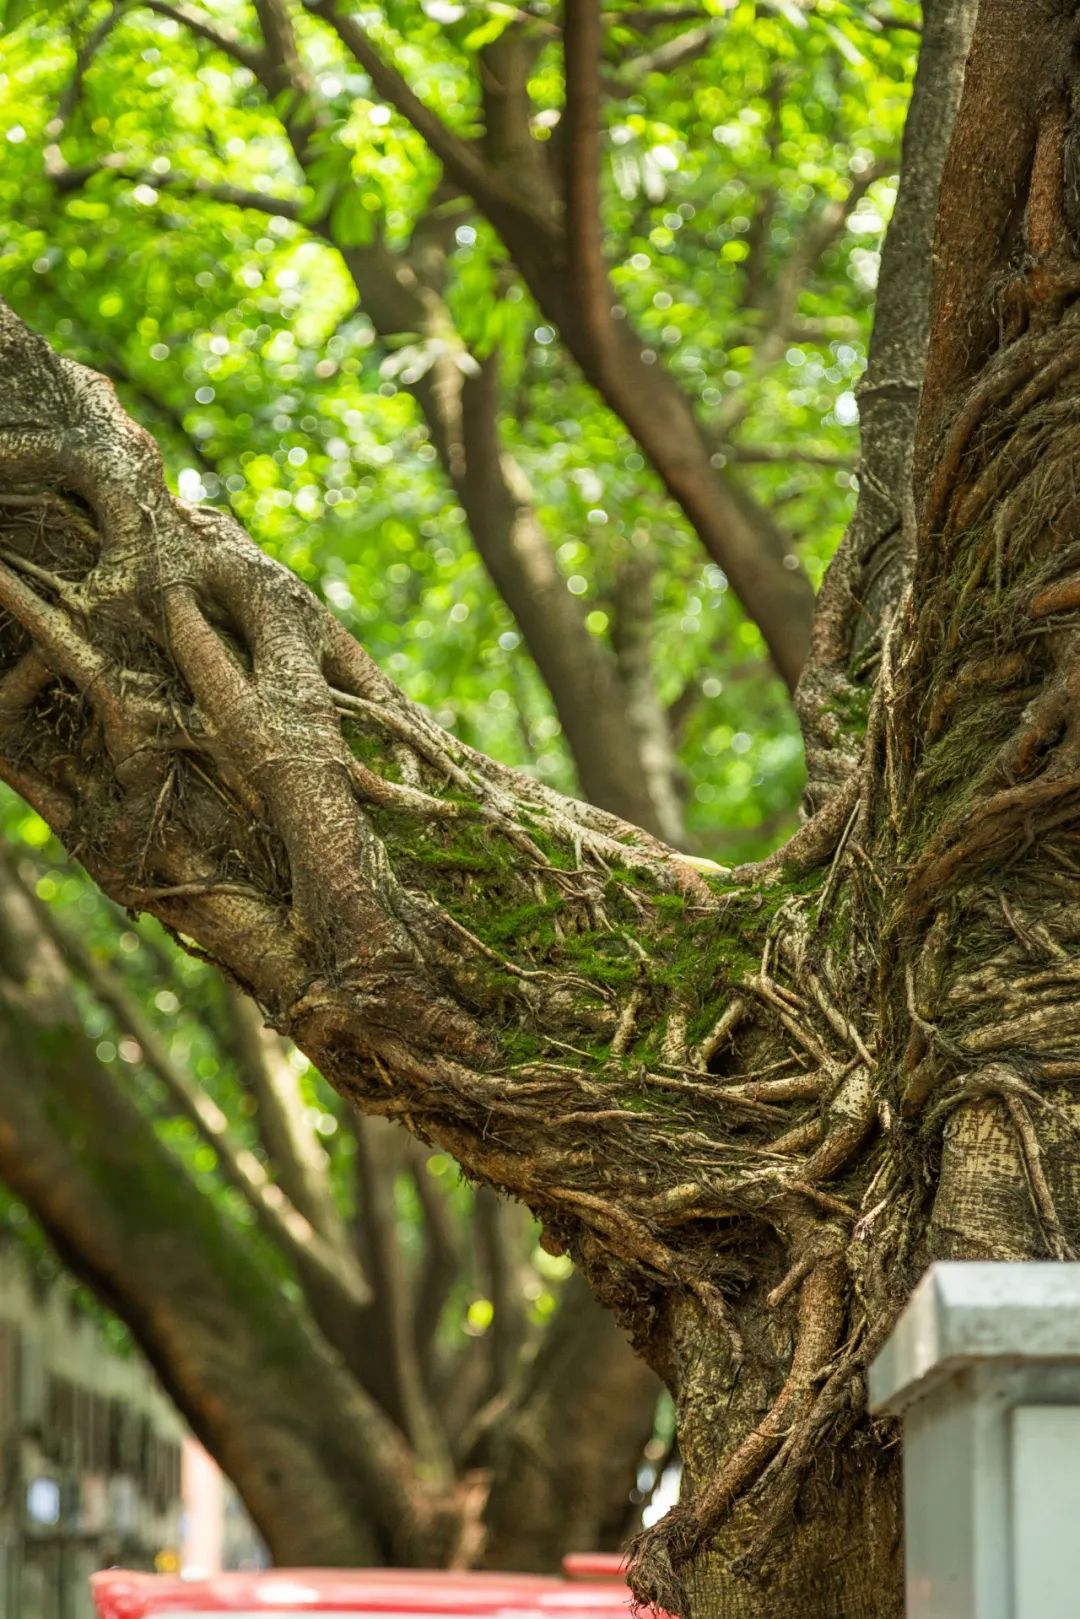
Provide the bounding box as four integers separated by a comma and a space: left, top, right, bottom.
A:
13, 1, 1069, 1617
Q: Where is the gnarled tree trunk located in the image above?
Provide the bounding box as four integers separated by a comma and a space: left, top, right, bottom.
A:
3, 2, 1080, 1611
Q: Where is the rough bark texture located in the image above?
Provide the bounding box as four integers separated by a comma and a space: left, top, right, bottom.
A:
0, 841, 656, 1571
796, 0, 979, 809
0, 305, 870, 1611
6, 2, 1080, 1613
0, 300, 900, 1616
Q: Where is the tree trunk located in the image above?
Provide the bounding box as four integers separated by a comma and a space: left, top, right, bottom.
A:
0, 312, 903, 1616
481, 1273, 661, 1572
3, 3, 1080, 1609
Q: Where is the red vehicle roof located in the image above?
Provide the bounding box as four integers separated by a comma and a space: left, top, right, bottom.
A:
90, 1566, 651, 1619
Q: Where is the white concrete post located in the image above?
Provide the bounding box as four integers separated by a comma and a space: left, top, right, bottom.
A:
869, 1261, 1080, 1619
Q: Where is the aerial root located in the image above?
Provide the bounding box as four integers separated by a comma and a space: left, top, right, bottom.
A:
691, 997, 746, 1070
610, 987, 645, 1057
1004, 1089, 1074, 1259
627, 1257, 845, 1616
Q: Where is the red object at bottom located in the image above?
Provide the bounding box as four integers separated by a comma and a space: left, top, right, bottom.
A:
90, 1566, 661, 1619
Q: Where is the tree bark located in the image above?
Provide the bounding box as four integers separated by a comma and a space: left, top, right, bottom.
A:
0, 838, 657, 1575
4, 2, 1080, 1611
0, 302, 891, 1615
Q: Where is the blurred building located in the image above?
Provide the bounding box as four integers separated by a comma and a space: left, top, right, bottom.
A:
0, 1246, 264, 1619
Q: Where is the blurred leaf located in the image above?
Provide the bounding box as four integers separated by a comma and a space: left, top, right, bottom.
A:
330, 184, 378, 247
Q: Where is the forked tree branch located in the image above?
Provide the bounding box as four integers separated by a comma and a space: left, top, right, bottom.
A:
8, 3, 1080, 1608
302, 0, 555, 248
0, 297, 852, 1340
295, 0, 815, 686
8, 242, 1079, 1604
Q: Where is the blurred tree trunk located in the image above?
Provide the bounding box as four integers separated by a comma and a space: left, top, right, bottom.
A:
481, 1273, 660, 1572
0, 859, 462, 1569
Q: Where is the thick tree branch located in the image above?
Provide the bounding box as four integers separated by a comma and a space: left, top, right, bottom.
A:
795, 0, 979, 808
0, 298, 846, 1310
478, 29, 556, 210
